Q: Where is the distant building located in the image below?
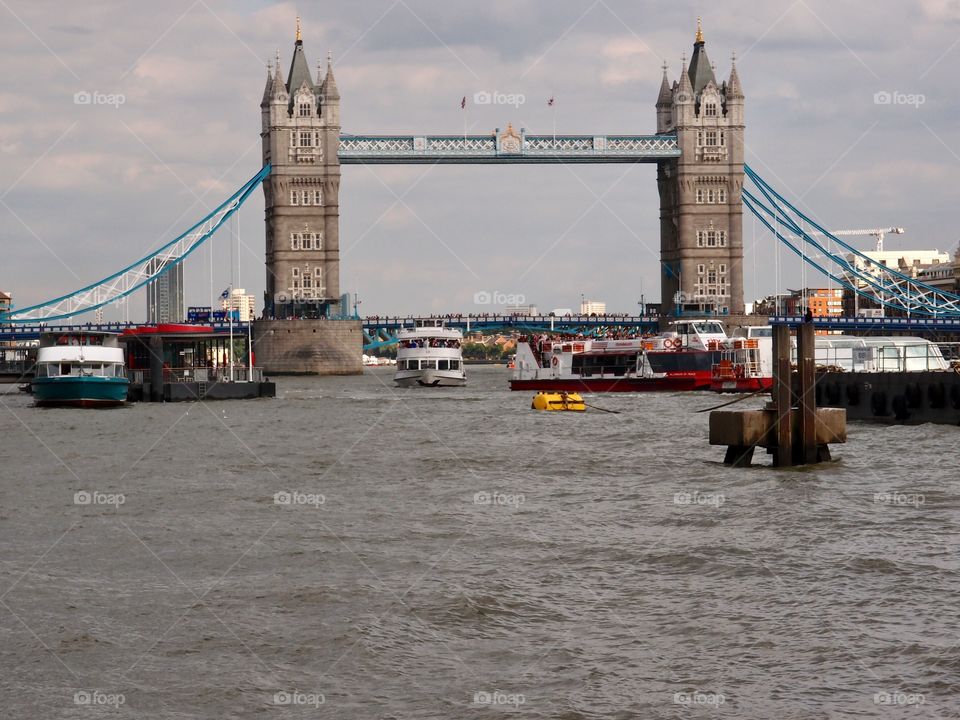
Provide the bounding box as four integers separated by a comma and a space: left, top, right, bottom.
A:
580, 300, 606, 315
784, 288, 843, 317
505, 304, 538, 317
221, 288, 257, 322
0, 290, 10, 316
550, 308, 573, 317
842, 249, 954, 316
145, 257, 184, 324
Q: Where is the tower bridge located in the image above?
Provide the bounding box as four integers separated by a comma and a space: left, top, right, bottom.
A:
10, 21, 954, 374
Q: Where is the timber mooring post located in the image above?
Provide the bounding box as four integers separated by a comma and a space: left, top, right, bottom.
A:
797, 321, 817, 464
772, 324, 793, 467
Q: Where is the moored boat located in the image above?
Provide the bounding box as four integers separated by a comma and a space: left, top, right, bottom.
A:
31, 331, 129, 408
709, 326, 955, 394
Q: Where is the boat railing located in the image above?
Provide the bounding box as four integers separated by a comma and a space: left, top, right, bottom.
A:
575, 366, 634, 378
814, 342, 956, 373
128, 366, 265, 384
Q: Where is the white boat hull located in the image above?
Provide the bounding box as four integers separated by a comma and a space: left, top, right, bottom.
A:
394, 368, 466, 387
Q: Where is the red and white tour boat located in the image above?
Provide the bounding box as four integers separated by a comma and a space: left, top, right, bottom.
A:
510, 320, 729, 392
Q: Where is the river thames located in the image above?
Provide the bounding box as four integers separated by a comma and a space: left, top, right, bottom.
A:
1, 367, 958, 718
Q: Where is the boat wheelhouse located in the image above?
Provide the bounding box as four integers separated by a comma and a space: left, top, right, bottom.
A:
31, 331, 129, 407
394, 319, 466, 387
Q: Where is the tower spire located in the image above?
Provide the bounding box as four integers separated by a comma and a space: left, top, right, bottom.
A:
296, 16, 302, 43
695, 16, 704, 44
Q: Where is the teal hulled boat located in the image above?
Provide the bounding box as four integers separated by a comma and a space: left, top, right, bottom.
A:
31, 332, 129, 408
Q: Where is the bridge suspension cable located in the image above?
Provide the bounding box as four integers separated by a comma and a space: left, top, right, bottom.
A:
742, 164, 960, 317
0, 165, 271, 324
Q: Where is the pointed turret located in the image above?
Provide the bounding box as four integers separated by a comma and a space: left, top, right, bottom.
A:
687, 18, 717, 98
286, 18, 317, 113
261, 62, 274, 108
321, 51, 339, 101
656, 62, 673, 133
727, 53, 744, 100
656, 63, 672, 107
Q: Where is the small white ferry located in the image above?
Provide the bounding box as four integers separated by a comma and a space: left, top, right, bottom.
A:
394, 319, 466, 387
31, 331, 129, 407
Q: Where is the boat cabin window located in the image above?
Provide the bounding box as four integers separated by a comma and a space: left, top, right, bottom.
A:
414, 319, 444, 329
438, 360, 449, 370
450, 359, 460, 370
748, 327, 772, 338
692, 322, 725, 335
572, 353, 635, 377
61, 362, 71, 376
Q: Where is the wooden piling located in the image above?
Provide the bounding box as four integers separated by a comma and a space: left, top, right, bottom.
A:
772, 324, 793, 467
797, 322, 817, 464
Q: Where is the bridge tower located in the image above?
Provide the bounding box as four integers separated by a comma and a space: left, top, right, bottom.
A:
261, 19, 341, 319
656, 21, 745, 315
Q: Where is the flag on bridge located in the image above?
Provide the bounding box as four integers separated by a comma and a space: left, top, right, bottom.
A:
220, 287, 231, 300
548, 96, 555, 107
460, 96, 466, 109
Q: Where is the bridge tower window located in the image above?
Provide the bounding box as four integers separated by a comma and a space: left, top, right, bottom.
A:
299, 102, 311, 117
704, 102, 717, 117
290, 190, 299, 205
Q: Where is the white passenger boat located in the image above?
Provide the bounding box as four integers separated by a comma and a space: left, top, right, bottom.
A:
394, 319, 466, 387
31, 331, 129, 407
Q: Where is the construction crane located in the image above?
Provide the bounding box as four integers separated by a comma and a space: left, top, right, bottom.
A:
808, 227, 905, 252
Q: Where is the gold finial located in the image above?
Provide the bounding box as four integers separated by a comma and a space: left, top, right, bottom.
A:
296, 16, 302, 42
696, 17, 704, 43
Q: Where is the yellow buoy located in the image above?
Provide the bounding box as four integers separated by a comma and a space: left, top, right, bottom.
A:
531, 391, 586, 412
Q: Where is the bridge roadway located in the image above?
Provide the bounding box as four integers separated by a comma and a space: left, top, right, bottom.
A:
5, 315, 960, 344
338, 133, 679, 164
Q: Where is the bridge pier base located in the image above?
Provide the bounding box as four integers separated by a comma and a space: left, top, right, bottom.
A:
252, 319, 362, 376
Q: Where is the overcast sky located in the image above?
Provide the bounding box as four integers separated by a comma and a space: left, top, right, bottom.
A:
2, 0, 959, 320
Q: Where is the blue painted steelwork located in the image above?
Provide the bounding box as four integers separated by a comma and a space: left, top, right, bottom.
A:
744, 164, 960, 317
360, 315, 661, 350
339, 133, 679, 164
0, 166, 272, 323
768, 315, 960, 331
0, 322, 251, 342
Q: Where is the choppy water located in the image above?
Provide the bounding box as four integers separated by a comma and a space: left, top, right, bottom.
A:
1, 366, 959, 718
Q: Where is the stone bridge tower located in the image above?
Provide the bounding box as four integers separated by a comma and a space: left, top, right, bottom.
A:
656, 21, 745, 315
253, 21, 361, 376
261, 19, 341, 319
